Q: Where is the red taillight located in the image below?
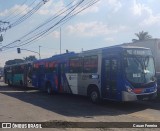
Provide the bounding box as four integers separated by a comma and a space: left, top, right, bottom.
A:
133, 88, 143, 94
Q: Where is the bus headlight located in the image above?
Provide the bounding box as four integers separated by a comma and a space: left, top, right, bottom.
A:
28, 80, 31, 83
126, 85, 133, 93
155, 83, 157, 88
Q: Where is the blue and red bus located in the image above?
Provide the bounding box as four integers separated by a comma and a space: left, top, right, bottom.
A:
31, 46, 157, 102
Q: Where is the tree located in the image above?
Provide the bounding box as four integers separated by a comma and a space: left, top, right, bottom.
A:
23, 55, 37, 62
133, 31, 152, 42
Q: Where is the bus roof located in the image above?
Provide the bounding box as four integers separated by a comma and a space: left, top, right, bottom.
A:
4, 61, 32, 68
5, 45, 150, 66
33, 52, 76, 63
80, 45, 150, 54
33, 45, 151, 64
120, 45, 150, 50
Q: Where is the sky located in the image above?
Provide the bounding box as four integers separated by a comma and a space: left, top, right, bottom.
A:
0, 0, 160, 66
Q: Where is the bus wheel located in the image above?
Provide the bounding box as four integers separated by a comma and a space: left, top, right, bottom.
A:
46, 84, 52, 95
89, 89, 100, 103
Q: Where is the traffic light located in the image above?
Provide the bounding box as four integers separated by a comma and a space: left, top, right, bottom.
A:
17, 48, 21, 53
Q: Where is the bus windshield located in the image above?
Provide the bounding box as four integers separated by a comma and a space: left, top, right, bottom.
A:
124, 50, 155, 85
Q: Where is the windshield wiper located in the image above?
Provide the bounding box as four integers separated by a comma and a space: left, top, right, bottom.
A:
144, 56, 149, 68
132, 55, 147, 83
132, 55, 145, 70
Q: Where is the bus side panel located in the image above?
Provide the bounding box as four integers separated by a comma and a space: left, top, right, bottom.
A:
57, 72, 72, 94
6, 73, 12, 85
77, 73, 100, 96
12, 74, 24, 86
78, 55, 101, 96
32, 72, 39, 89
45, 72, 58, 92
57, 61, 73, 94
32, 65, 45, 90
65, 73, 78, 94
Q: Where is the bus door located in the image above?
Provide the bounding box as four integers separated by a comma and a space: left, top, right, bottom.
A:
102, 57, 118, 100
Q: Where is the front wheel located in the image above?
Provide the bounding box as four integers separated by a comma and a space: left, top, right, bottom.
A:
89, 89, 100, 103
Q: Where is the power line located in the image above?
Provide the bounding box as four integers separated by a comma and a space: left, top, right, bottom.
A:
1, 0, 80, 48
18, 0, 99, 47
9, 0, 85, 47
1, 0, 99, 51
17, 0, 77, 40
2, 0, 99, 50
0, 0, 49, 33
4, 0, 37, 22
0, 0, 29, 22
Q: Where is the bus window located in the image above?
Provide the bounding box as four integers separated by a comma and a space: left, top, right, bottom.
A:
19, 65, 24, 74
111, 59, 117, 74
111, 59, 118, 94
47, 62, 57, 72
105, 59, 110, 80
83, 56, 98, 73
61, 63, 66, 74
33, 63, 39, 73
69, 57, 82, 73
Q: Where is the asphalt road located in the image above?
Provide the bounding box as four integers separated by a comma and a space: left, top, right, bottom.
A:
0, 81, 160, 131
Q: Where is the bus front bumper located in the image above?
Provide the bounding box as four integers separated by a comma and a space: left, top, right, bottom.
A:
122, 91, 157, 101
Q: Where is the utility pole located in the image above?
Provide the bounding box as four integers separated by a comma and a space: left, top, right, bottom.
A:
39, 46, 41, 59
60, 27, 61, 54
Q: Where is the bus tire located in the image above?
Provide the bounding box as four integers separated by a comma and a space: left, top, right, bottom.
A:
46, 83, 53, 95
89, 88, 100, 103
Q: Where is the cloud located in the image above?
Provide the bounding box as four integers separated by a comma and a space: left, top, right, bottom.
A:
107, 0, 122, 12
0, 4, 30, 17
52, 31, 60, 38
37, 0, 65, 15
106, 0, 157, 28
38, 0, 100, 16
66, 21, 128, 37
104, 37, 115, 43
130, 0, 160, 26
0, 0, 64, 17
131, 0, 152, 16
102, 0, 122, 12
78, 1, 100, 15
141, 14, 160, 26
